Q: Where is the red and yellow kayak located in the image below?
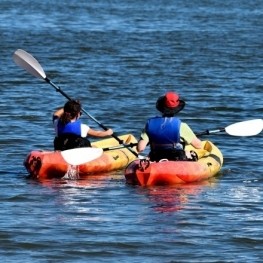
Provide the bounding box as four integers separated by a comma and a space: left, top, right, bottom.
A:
24, 134, 138, 179
124, 141, 223, 186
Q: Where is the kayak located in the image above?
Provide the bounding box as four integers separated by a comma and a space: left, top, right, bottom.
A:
124, 141, 223, 186
24, 134, 138, 179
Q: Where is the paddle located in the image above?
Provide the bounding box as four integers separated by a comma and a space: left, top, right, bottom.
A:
61, 147, 103, 166
196, 119, 263, 137
104, 119, 263, 151
60, 119, 262, 163
103, 119, 263, 151
12, 49, 138, 157
102, 143, 138, 151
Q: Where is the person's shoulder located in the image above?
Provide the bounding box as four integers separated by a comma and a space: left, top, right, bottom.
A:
80, 123, 90, 137
81, 123, 90, 129
180, 122, 191, 130
81, 122, 89, 126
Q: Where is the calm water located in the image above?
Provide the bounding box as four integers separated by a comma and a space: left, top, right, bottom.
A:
1, 0, 263, 262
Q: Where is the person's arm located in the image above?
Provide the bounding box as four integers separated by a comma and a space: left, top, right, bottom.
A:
137, 139, 148, 152
190, 136, 202, 149
53, 107, 64, 122
136, 128, 149, 152
180, 123, 202, 149
87, 128, 113, 138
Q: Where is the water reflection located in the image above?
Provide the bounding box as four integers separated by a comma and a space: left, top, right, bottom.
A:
34, 173, 118, 189
31, 171, 221, 214
138, 179, 219, 213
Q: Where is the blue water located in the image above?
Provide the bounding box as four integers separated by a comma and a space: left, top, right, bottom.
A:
1, 0, 263, 262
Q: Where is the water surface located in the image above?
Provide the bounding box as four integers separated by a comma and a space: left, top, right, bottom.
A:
0, 0, 263, 262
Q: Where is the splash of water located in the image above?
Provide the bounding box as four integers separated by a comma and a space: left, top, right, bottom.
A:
62, 165, 80, 180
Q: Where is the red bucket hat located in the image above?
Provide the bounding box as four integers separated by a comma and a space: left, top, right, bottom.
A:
156, 91, 185, 115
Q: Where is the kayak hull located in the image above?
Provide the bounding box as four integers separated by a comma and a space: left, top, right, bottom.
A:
24, 134, 138, 179
125, 141, 223, 186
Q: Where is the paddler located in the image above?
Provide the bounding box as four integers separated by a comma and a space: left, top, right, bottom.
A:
137, 91, 202, 161
53, 100, 113, 151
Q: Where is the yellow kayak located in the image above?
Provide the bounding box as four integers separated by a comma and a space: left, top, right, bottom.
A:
24, 134, 138, 179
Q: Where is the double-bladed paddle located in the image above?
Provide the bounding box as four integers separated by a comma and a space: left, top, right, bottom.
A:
106, 119, 263, 149
72, 119, 263, 159
12, 49, 138, 157
45, 119, 263, 166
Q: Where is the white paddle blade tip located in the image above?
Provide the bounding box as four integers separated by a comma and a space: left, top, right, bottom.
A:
13, 49, 46, 79
225, 119, 263, 136
61, 147, 103, 166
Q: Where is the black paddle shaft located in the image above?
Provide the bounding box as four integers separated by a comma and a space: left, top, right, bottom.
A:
197, 128, 225, 136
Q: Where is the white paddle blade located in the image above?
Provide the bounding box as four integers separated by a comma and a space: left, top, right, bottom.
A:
225, 119, 263, 136
61, 147, 103, 166
13, 49, 46, 79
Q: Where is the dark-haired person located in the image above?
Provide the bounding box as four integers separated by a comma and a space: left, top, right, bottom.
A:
136, 91, 202, 161
53, 100, 113, 151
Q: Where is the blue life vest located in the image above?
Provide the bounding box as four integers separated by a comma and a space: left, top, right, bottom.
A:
145, 117, 181, 150
57, 120, 82, 136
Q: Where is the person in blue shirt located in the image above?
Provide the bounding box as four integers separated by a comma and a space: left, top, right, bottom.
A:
53, 100, 113, 151
137, 91, 202, 161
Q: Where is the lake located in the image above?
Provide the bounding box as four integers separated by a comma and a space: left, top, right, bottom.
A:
0, 0, 263, 262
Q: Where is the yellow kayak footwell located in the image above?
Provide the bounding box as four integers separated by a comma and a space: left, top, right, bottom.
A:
125, 141, 223, 186
24, 134, 138, 179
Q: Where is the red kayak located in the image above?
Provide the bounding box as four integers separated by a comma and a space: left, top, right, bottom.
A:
125, 141, 223, 186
